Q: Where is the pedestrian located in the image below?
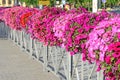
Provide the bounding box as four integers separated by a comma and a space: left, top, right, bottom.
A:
64, 2, 70, 10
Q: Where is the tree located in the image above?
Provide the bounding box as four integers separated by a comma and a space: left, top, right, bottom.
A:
103, 0, 119, 8
67, 0, 92, 11
19, 0, 38, 7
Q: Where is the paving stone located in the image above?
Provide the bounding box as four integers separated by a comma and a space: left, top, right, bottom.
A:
0, 40, 59, 80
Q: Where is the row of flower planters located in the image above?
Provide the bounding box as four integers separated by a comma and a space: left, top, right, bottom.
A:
7, 23, 103, 80
0, 6, 120, 80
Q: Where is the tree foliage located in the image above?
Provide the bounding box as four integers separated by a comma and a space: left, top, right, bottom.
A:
67, 0, 120, 9
19, 0, 38, 7
105, 0, 119, 8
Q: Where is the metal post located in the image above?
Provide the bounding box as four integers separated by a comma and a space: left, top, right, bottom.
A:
20, 31, 23, 49
81, 55, 84, 80
102, 0, 106, 9
104, 3, 105, 9
92, 0, 98, 12
43, 45, 48, 71
16, 31, 19, 44
98, 0, 101, 9
68, 53, 72, 80
14, 0, 19, 6
30, 37, 33, 56
13, 30, 16, 42
7, 25, 10, 39
97, 70, 104, 80
34, 39, 40, 59
61, 0, 66, 8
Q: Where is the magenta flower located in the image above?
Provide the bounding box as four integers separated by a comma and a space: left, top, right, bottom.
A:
105, 56, 111, 64
117, 33, 120, 39
99, 52, 105, 61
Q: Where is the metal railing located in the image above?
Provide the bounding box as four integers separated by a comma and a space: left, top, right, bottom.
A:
0, 22, 10, 39
2, 22, 104, 80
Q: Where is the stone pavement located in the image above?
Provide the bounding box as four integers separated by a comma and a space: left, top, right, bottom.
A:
0, 39, 59, 80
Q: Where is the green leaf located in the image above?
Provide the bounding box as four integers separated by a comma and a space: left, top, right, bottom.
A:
101, 62, 106, 68
105, 27, 112, 32
111, 57, 115, 62
106, 65, 112, 72
118, 64, 120, 72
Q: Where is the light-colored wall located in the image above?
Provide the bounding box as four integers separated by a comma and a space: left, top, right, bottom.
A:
0, 0, 14, 7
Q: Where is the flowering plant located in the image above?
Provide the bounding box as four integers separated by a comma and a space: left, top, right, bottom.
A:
27, 7, 64, 46
86, 17, 120, 80
18, 8, 38, 29
53, 7, 88, 39
1, 6, 120, 80
3, 6, 25, 30
0, 7, 6, 22
60, 10, 111, 55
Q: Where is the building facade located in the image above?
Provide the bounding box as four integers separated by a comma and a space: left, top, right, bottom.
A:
0, 0, 14, 7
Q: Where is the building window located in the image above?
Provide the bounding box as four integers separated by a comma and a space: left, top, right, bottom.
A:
2, 0, 6, 4
8, 0, 12, 4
